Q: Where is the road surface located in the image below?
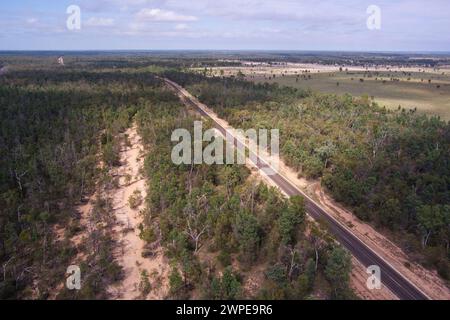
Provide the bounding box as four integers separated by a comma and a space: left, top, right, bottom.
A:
163, 77, 430, 300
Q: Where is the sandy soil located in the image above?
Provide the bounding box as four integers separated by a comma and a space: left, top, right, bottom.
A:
170, 80, 450, 300
240, 263, 268, 298
108, 125, 170, 300
52, 125, 170, 300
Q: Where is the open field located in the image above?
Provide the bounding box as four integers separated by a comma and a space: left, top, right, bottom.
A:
257, 72, 450, 121
200, 65, 450, 120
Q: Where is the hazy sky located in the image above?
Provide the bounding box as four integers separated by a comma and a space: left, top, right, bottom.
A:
1, 0, 449, 51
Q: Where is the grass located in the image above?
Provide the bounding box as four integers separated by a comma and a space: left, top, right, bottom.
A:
252, 71, 450, 120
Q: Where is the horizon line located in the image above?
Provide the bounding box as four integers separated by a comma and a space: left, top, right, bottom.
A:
1, 49, 450, 54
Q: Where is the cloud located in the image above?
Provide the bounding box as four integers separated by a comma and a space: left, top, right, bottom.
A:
1, 0, 450, 50
174, 23, 188, 30
79, 0, 155, 12
85, 17, 115, 27
136, 8, 198, 22
26, 18, 38, 25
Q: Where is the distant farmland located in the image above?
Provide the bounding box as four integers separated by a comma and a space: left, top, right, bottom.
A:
256, 71, 450, 121
203, 66, 450, 121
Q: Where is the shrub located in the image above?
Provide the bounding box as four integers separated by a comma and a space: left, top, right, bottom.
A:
128, 190, 143, 209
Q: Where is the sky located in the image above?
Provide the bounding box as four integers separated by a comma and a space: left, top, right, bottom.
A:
0, 0, 449, 51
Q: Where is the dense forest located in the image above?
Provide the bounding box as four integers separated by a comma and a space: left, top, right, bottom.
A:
0, 58, 354, 299
163, 70, 450, 280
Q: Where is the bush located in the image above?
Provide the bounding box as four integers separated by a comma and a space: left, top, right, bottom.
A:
169, 267, 185, 299
102, 141, 121, 167
302, 157, 323, 179
139, 225, 157, 243
128, 190, 143, 209
139, 270, 151, 296
218, 250, 232, 267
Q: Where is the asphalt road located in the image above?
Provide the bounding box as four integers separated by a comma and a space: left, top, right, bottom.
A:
164, 78, 430, 300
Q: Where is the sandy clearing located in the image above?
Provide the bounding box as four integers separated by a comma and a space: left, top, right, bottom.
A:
108, 125, 170, 300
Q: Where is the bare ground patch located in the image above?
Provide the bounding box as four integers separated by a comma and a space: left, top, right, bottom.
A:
107, 125, 170, 300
